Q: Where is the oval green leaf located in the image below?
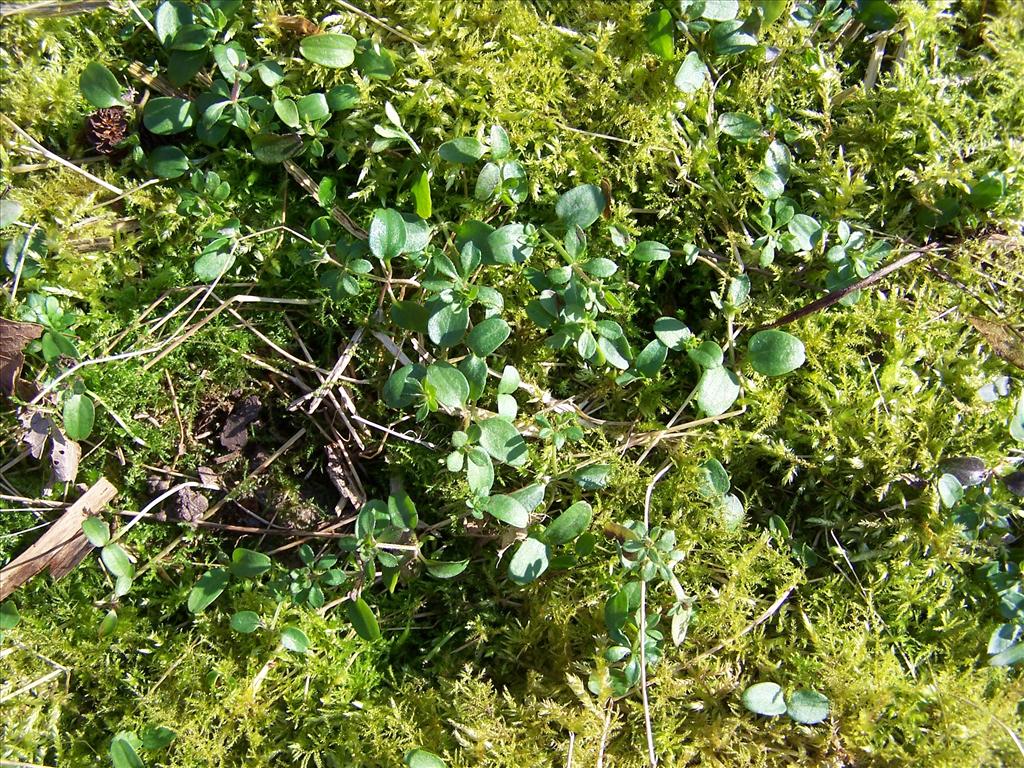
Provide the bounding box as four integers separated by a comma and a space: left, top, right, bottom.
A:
230, 547, 271, 579
149, 145, 190, 178
143, 97, 196, 135
300, 33, 357, 68
508, 537, 550, 585
542, 501, 592, 546
63, 393, 95, 440
405, 748, 448, 768
346, 597, 381, 641
425, 362, 470, 410
741, 682, 787, 716
100, 542, 134, 579
230, 610, 260, 633
187, 568, 229, 613
486, 494, 530, 528
785, 689, 830, 724
477, 417, 527, 466
555, 184, 605, 229
467, 316, 511, 357
81, 517, 110, 547
747, 329, 806, 376
80, 61, 123, 108
695, 366, 740, 416
439, 137, 487, 164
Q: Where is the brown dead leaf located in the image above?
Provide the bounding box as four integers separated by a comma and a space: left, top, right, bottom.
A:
1, 317, 43, 396
970, 316, 1024, 371
220, 395, 262, 451
20, 410, 53, 458
174, 487, 209, 523
50, 430, 81, 483
273, 14, 319, 35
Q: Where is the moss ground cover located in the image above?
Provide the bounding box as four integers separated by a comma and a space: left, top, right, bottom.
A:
1, 1, 1022, 766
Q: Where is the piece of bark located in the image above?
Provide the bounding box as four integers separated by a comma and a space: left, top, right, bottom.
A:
970, 317, 1024, 371
0, 477, 118, 600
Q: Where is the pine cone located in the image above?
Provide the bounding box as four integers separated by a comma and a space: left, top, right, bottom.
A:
84, 107, 129, 155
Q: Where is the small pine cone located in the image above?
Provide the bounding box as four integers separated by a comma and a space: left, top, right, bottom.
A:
84, 106, 129, 155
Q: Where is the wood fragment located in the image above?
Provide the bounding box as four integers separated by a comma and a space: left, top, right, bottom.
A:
0, 477, 118, 600
969, 316, 1024, 371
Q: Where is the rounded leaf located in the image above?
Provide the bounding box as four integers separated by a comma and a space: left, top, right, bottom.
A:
508, 537, 550, 585
718, 112, 761, 141
747, 330, 806, 376
785, 689, 830, 724
149, 145, 190, 178
674, 51, 709, 94
695, 366, 740, 416
187, 568, 229, 613
555, 184, 605, 229
383, 364, 425, 409
279, 625, 309, 653
425, 362, 470, 410
80, 62, 123, 108
230, 547, 271, 578
741, 682, 787, 716
439, 137, 487, 164
0, 601, 20, 630
143, 97, 196, 135
251, 133, 303, 163
653, 317, 692, 351
486, 494, 530, 528
194, 251, 235, 281
346, 597, 381, 641
937, 473, 964, 509
405, 749, 448, 768
477, 417, 527, 466
427, 303, 469, 348
467, 316, 511, 357
423, 559, 470, 579
633, 240, 671, 262
368, 208, 406, 261
635, 339, 667, 378
81, 517, 110, 547
63, 393, 95, 440
300, 33, 357, 68
696, 459, 730, 499
101, 542, 134, 579
230, 610, 260, 633
542, 501, 592, 545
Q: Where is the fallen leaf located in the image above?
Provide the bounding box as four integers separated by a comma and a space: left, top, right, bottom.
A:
220, 395, 262, 451
20, 410, 53, 458
970, 317, 1024, 371
273, 14, 319, 35
0, 318, 43, 396
50, 429, 81, 483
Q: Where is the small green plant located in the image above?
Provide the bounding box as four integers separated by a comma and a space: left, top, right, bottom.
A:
741, 681, 831, 725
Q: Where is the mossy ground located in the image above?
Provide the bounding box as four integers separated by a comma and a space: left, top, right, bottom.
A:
1, 1, 1023, 766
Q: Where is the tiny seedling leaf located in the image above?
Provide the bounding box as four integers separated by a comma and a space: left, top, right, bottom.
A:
748, 330, 806, 376
542, 501, 592, 545
81, 517, 110, 547
80, 62, 124, 108
230, 610, 260, 633
741, 682, 787, 716
785, 689, 830, 724
300, 33, 357, 68
63, 393, 95, 440
346, 597, 381, 641
405, 749, 448, 768
508, 537, 550, 585
187, 568, 229, 613
280, 625, 309, 653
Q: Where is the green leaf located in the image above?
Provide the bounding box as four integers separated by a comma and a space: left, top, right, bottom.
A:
280, 625, 310, 653
508, 482, 547, 513
1012, 393, 1024, 442
101, 543, 134, 579
81, 517, 110, 547
856, 0, 899, 30
141, 725, 177, 750
937, 473, 964, 509
423, 559, 470, 579
477, 417, 527, 466
354, 38, 395, 79
741, 682, 787, 716
702, 0, 739, 20
674, 51, 709, 94
604, 589, 630, 632
635, 340, 667, 377
326, 84, 359, 111
346, 597, 381, 641
987, 623, 1021, 656
786, 214, 822, 251
695, 366, 740, 416
697, 459, 730, 499
110, 734, 144, 768
718, 112, 761, 141
251, 133, 303, 163
717, 493, 745, 529
498, 365, 520, 395
149, 145, 190, 178
752, 169, 784, 200
427, 303, 469, 348
581, 257, 618, 277
230, 610, 260, 633
542, 501, 592, 546
167, 49, 207, 86
989, 642, 1024, 667
300, 33, 357, 68
711, 19, 758, 55
633, 240, 671, 262
765, 140, 792, 182
969, 171, 1006, 209
785, 689, 830, 724
411, 170, 432, 219
467, 317, 511, 357
188, 568, 229, 613
425, 362, 470, 409
79, 62, 123, 108
555, 184, 606, 229
274, 98, 300, 128
0, 601, 20, 630
489, 124, 511, 159
155, 1, 192, 46
170, 23, 214, 51
439, 137, 487, 164
98, 607, 118, 637
383, 364, 425, 409
230, 547, 271, 578
143, 97, 196, 135
63, 393, 95, 440
488, 223, 533, 265
508, 537, 550, 585
297, 92, 330, 122
369, 208, 407, 262
466, 447, 494, 495
653, 317, 692, 350
405, 748, 448, 768
486, 494, 530, 528
0, 198, 23, 228
688, 340, 724, 369
644, 9, 674, 59
574, 463, 612, 490
193, 250, 235, 281
747, 330, 806, 376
